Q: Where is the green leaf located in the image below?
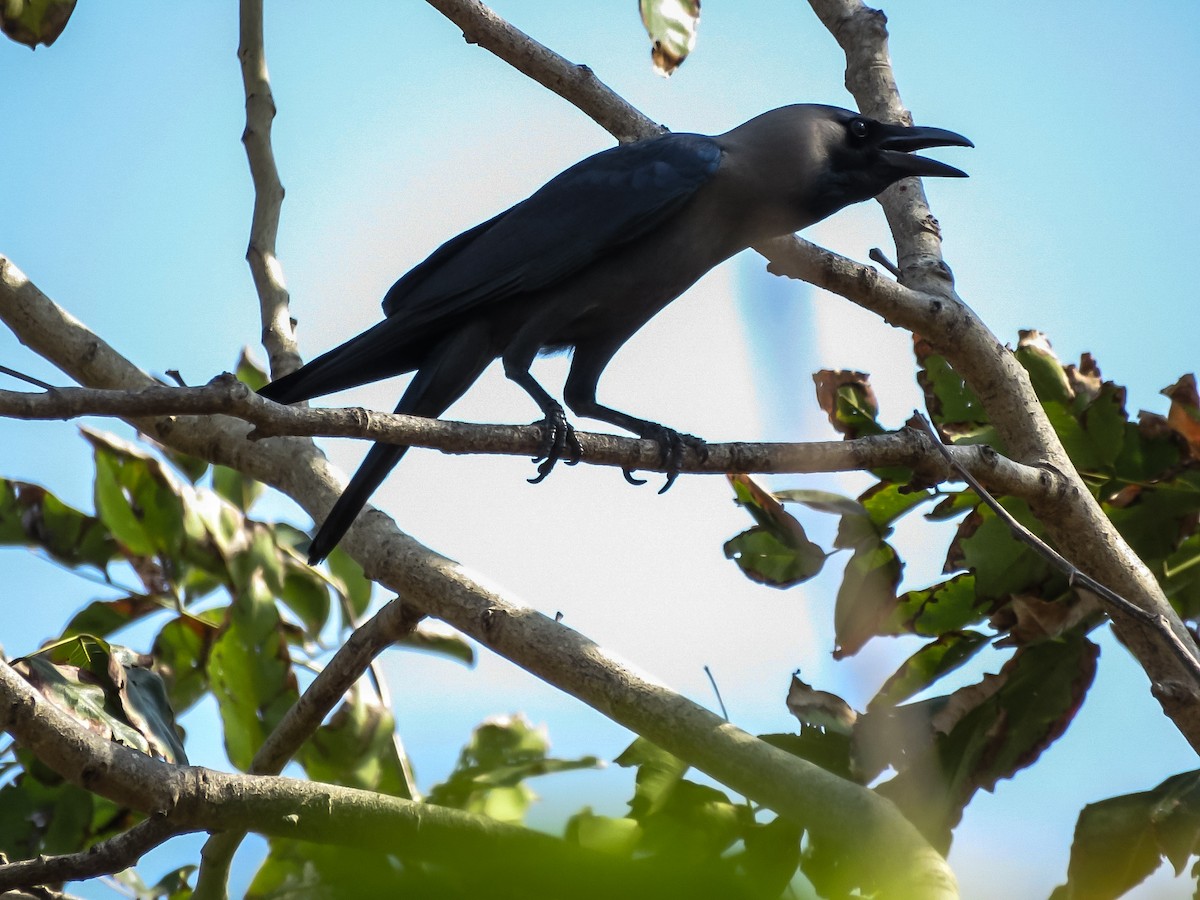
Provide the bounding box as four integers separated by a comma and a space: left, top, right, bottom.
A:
914, 343, 988, 428
773, 488, 867, 518
212, 464, 264, 513
153, 611, 221, 713
890, 574, 988, 636
1014, 330, 1072, 405
723, 525, 826, 587
638, 0, 700, 76
0, 480, 120, 570
760, 731, 854, 782
0, 770, 127, 859
738, 815, 803, 897
859, 482, 936, 529
1055, 771, 1200, 899
326, 545, 374, 621
1060, 794, 1166, 899
300, 686, 413, 799
279, 568, 331, 639
396, 627, 475, 666
62, 595, 164, 639
813, 370, 884, 438
565, 809, 642, 857
614, 737, 689, 820
208, 578, 298, 771
950, 501, 1055, 603
85, 430, 187, 558
833, 539, 902, 658
870, 630, 991, 708
428, 715, 599, 824
1082, 383, 1128, 468
636, 779, 747, 861
1165, 533, 1200, 620
726, 475, 827, 586
235, 348, 270, 391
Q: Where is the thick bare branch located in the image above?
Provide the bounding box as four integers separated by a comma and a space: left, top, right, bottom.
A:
238, 0, 300, 378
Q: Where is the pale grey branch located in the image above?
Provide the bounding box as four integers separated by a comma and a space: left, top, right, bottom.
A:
237, 0, 299, 379
0, 377, 1056, 499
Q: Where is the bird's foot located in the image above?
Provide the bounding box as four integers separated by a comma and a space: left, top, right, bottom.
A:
528, 408, 582, 484
622, 424, 708, 493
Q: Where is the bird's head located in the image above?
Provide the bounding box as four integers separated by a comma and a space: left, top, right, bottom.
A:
720, 104, 973, 232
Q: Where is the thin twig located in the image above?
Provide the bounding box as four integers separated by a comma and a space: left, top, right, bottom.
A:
868, 247, 900, 278
0, 364, 55, 391
703, 665, 729, 721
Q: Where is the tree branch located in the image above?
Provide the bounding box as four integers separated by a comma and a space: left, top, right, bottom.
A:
425, 0, 660, 143
0, 817, 183, 893
0, 376, 1056, 497
238, 0, 300, 379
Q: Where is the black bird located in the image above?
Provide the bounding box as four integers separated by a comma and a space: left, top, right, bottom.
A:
261, 104, 971, 563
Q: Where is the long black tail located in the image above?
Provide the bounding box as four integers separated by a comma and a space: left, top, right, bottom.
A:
306, 441, 409, 563
299, 321, 496, 563
260, 317, 422, 405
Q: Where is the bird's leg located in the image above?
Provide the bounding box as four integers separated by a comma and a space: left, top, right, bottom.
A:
562, 350, 706, 492
502, 360, 582, 484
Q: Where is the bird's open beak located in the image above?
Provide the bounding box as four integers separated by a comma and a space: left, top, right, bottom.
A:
877, 124, 973, 178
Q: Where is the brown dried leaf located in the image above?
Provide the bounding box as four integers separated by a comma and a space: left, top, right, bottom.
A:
1065, 352, 1103, 404
1164, 374, 1200, 456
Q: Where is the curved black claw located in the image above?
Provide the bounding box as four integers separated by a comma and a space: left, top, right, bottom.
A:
528, 409, 581, 485
624, 424, 708, 493
622, 467, 648, 486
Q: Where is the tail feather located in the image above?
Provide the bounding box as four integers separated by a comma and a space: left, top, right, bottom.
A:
260, 319, 422, 404
307, 442, 410, 564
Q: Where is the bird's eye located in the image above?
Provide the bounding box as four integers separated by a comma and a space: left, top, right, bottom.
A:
849, 118, 870, 139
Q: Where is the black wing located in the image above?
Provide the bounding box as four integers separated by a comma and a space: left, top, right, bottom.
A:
381, 132, 723, 324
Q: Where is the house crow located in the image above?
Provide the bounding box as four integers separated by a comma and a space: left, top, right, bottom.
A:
260, 104, 972, 563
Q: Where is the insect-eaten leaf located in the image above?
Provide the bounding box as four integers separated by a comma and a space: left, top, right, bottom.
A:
639, 0, 700, 77
14, 636, 187, 764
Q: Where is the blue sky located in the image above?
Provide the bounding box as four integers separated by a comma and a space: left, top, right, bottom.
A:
3, 2, 1200, 897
